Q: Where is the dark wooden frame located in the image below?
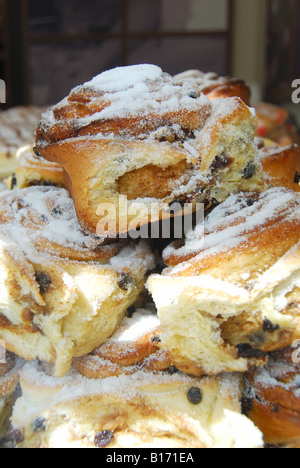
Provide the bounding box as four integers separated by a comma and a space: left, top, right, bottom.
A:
265, 0, 300, 102
5, 0, 234, 106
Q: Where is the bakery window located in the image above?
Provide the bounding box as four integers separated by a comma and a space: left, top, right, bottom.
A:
266, 0, 300, 102
18, 0, 233, 106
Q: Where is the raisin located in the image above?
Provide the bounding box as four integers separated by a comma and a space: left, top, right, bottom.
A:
294, 171, 300, 184
52, 207, 63, 216
263, 319, 279, 333
94, 430, 114, 448
11, 174, 17, 189
118, 272, 135, 291
236, 343, 266, 360
241, 396, 254, 416
187, 387, 203, 405
35, 272, 52, 294
167, 366, 179, 375
127, 306, 136, 318
211, 154, 233, 172
188, 91, 198, 99
243, 163, 256, 179
151, 335, 161, 343
7, 428, 24, 444
32, 417, 47, 433
33, 147, 41, 158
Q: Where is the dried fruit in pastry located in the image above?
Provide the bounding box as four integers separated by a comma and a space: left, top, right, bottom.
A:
10, 341, 263, 447
7, 145, 64, 190
173, 69, 251, 105
35, 64, 265, 237
0, 186, 155, 377
147, 187, 300, 376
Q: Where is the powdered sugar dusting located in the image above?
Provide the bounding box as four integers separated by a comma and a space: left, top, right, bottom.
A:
0, 187, 103, 262
39, 64, 211, 146
0, 187, 155, 272
19, 359, 195, 405
164, 187, 300, 271
79, 64, 210, 123
106, 309, 160, 344
251, 356, 300, 398
85, 64, 163, 93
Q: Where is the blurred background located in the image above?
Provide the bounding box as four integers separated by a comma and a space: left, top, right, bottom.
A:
0, 0, 299, 122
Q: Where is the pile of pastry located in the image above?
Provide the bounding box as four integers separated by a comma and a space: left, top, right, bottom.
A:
0, 64, 299, 449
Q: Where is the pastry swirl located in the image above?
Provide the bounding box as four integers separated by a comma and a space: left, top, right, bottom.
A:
173, 70, 251, 105
148, 187, 300, 376
9, 326, 263, 448
258, 142, 300, 192
244, 347, 300, 448
35, 64, 265, 237
0, 186, 156, 376
8, 145, 64, 190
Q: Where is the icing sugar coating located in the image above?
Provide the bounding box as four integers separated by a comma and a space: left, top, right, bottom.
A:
0, 186, 142, 266
163, 187, 300, 272
85, 64, 164, 93
37, 64, 211, 144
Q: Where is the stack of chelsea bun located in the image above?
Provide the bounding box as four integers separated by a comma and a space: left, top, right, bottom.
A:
0, 64, 299, 448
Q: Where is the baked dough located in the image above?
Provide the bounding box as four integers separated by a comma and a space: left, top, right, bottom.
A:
0, 353, 19, 441
6, 145, 64, 190
0, 106, 45, 179
173, 70, 251, 105
243, 347, 300, 448
0, 186, 155, 377
72, 308, 171, 378
9, 332, 263, 448
258, 142, 300, 192
147, 187, 300, 376
35, 64, 265, 237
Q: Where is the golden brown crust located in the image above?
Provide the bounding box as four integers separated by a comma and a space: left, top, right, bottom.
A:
0, 187, 156, 377
72, 310, 170, 379
10, 145, 64, 190
164, 189, 300, 271
35, 64, 263, 237
259, 143, 300, 192
147, 188, 300, 377
10, 359, 263, 448
244, 347, 300, 448
173, 70, 251, 105
36, 66, 210, 149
